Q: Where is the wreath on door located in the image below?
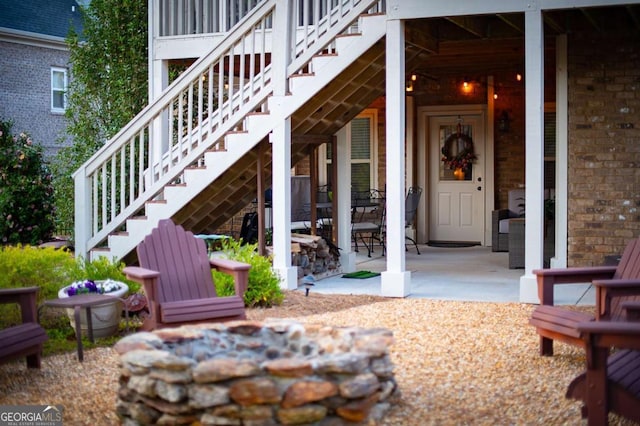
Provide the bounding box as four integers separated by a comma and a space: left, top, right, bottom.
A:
441, 124, 477, 170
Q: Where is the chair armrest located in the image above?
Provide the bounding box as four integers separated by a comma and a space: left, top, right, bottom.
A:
534, 266, 618, 305
0, 286, 40, 323
210, 259, 251, 296
577, 320, 640, 351
123, 266, 161, 312
592, 279, 640, 319
593, 278, 640, 289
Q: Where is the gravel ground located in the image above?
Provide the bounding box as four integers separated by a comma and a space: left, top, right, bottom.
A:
0, 291, 634, 425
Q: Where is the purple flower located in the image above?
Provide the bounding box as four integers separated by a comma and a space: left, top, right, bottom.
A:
64, 279, 122, 296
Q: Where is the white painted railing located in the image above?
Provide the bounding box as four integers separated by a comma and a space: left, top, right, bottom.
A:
74, 0, 384, 259
159, 0, 264, 36
158, 0, 384, 37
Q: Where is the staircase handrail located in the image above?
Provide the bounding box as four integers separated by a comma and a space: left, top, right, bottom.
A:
74, 0, 385, 259
76, 0, 275, 176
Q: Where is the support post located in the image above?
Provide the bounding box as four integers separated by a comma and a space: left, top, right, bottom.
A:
381, 18, 410, 297
257, 139, 267, 255
336, 126, 355, 272
520, 4, 545, 303
551, 34, 568, 269
270, 0, 297, 290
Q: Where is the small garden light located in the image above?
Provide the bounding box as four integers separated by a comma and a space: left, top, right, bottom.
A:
302, 275, 315, 296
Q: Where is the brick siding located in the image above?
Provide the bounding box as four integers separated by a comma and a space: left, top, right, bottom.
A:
0, 41, 73, 159
567, 30, 640, 266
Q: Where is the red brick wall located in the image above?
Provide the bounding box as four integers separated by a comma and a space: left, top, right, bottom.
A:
412, 73, 528, 209
567, 30, 640, 266
490, 72, 526, 209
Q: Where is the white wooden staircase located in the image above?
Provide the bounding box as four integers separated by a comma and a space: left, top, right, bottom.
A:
74, 0, 389, 261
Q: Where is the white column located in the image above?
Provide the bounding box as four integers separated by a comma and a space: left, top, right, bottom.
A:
520, 5, 545, 303
381, 18, 410, 297
551, 34, 568, 268
271, 116, 297, 290
335, 126, 355, 271
148, 0, 169, 171
405, 95, 414, 188
73, 166, 91, 260
485, 76, 496, 246
270, 0, 297, 290
148, 0, 157, 104
151, 60, 170, 170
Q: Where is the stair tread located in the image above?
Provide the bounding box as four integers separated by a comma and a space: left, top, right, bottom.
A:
87, 5, 386, 261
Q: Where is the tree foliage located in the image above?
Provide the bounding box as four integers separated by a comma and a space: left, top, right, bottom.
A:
0, 120, 55, 245
52, 0, 148, 237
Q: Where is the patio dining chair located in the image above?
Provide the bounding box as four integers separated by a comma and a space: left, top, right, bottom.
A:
405, 187, 422, 254
351, 189, 386, 257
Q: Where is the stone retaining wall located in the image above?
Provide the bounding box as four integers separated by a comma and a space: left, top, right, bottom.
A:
114, 319, 397, 425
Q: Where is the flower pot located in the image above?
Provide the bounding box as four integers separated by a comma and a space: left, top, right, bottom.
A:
58, 280, 128, 338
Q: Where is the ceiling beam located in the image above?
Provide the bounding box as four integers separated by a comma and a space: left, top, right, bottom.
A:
580, 8, 602, 33
626, 5, 640, 31
406, 25, 439, 54
496, 14, 524, 34
444, 16, 486, 38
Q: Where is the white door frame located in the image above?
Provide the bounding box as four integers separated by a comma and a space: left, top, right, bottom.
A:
417, 104, 495, 246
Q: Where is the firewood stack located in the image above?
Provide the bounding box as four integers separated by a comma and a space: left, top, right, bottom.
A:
291, 233, 341, 278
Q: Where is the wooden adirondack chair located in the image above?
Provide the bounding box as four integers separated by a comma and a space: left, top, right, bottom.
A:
529, 236, 640, 356
567, 319, 640, 425
0, 287, 48, 368
123, 219, 250, 331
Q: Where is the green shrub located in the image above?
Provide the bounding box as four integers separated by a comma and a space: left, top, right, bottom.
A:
0, 119, 56, 245
0, 245, 74, 327
0, 245, 76, 300
0, 246, 139, 328
212, 239, 284, 308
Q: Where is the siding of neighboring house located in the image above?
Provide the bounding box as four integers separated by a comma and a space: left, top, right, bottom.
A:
568, 29, 640, 266
0, 40, 72, 157
0, 0, 83, 159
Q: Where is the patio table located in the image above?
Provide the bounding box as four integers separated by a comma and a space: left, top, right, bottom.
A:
43, 294, 128, 362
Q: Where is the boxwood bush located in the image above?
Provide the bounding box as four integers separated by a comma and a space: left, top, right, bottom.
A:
212, 239, 284, 308
0, 245, 139, 328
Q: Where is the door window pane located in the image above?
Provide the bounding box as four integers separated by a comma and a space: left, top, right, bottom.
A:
439, 123, 473, 181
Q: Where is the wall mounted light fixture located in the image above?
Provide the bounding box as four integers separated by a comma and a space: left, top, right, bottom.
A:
461, 77, 475, 94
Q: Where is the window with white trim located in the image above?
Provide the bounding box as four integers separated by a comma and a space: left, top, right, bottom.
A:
323, 109, 378, 197
51, 67, 68, 113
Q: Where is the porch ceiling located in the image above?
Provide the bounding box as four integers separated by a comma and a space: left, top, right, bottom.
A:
404, 5, 640, 78
169, 4, 640, 238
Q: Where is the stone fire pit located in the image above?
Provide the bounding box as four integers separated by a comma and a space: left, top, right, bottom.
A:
114, 319, 397, 425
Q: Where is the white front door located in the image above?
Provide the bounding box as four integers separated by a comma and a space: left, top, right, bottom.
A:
428, 114, 485, 243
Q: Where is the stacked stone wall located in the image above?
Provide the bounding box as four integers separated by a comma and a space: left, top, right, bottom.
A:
115, 320, 396, 425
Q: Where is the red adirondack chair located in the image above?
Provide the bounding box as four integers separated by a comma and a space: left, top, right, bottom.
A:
529, 236, 640, 356
123, 219, 250, 330
0, 287, 48, 368
567, 319, 640, 425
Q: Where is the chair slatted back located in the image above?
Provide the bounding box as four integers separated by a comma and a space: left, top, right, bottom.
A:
405, 187, 422, 225
607, 237, 640, 320
137, 219, 217, 303
613, 237, 640, 280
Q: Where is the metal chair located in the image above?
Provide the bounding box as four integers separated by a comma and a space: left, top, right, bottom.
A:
405, 187, 422, 254
351, 189, 385, 257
